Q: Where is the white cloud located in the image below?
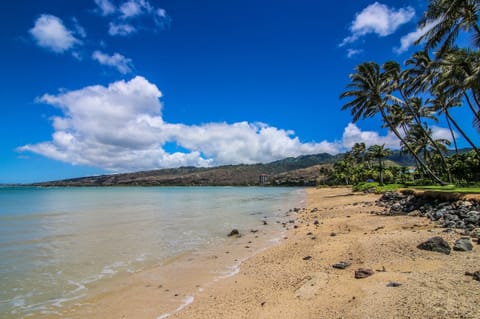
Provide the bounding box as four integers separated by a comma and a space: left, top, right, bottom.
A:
340, 2, 415, 46
109, 22, 137, 36
119, 0, 153, 19
394, 20, 439, 54
92, 50, 133, 74
19, 77, 343, 172
341, 123, 400, 149
72, 17, 87, 38
95, 0, 116, 16
431, 125, 456, 142
30, 14, 81, 53
346, 48, 363, 58
100, 0, 170, 36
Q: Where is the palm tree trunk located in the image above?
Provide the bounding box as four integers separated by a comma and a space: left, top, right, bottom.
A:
445, 114, 458, 154
399, 90, 452, 183
379, 106, 448, 185
464, 92, 480, 123
445, 109, 480, 156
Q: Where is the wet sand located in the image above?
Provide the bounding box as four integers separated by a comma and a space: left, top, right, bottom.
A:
51, 187, 480, 318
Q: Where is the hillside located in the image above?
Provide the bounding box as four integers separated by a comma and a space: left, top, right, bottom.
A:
32, 153, 339, 187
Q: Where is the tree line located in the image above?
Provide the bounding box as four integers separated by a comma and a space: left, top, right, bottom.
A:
338, 0, 480, 186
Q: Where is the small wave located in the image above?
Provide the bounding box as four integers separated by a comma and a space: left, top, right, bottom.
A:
156, 296, 194, 319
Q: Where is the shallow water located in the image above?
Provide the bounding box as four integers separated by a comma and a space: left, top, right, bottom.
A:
0, 186, 305, 318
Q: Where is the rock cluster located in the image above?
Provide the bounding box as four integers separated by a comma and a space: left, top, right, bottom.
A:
376, 191, 480, 237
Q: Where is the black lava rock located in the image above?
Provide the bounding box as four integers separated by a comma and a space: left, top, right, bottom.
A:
417, 236, 451, 255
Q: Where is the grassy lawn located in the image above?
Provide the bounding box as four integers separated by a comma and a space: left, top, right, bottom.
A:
411, 185, 480, 193
352, 182, 480, 194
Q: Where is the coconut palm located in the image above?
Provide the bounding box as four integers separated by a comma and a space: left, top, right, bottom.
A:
367, 144, 392, 185
428, 92, 480, 156
340, 61, 447, 184
351, 142, 366, 165
437, 48, 480, 129
404, 51, 460, 153
404, 123, 451, 173
417, 0, 480, 56
383, 61, 452, 182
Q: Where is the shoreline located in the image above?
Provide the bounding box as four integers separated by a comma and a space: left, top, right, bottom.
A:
169, 187, 480, 319
39, 189, 304, 319
43, 187, 480, 318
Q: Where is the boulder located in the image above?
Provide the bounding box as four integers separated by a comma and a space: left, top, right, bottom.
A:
453, 238, 473, 251
417, 236, 451, 255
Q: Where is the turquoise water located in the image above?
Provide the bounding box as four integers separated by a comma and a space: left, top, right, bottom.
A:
0, 186, 304, 318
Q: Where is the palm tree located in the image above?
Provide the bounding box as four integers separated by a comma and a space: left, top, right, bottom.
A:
351, 142, 366, 165
404, 123, 451, 173
340, 61, 448, 184
404, 50, 461, 153
428, 92, 480, 156
437, 48, 480, 128
367, 144, 392, 185
417, 0, 480, 56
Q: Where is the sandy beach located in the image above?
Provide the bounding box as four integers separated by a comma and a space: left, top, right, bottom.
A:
53, 187, 480, 319
168, 187, 480, 319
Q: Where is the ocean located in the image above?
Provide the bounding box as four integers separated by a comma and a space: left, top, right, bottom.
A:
0, 186, 305, 318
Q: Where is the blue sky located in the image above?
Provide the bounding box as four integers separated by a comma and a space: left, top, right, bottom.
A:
1, 0, 478, 183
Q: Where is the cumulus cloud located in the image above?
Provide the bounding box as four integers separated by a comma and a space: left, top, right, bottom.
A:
394, 20, 439, 54
18, 77, 343, 172
94, 0, 116, 16
341, 123, 400, 149
30, 14, 81, 53
95, 0, 171, 36
119, 0, 153, 19
92, 50, 133, 74
340, 2, 415, 47
431, 125, 456, 142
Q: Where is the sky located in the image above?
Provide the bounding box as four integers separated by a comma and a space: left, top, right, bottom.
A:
1, 0, 478, 183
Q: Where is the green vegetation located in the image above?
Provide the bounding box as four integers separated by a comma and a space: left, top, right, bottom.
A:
411, 185, 480, 193
336, 0, 480, 189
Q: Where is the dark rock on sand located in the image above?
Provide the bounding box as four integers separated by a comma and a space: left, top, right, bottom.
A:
474, 271, 480, 281
386, 282, 402, 287
466, 271, 480, 281
332, 261, 351, 269
417, 236, 451, 255
228, 229, 241, 237
354, 268, 374, 279
453, 238, 473, 251
302, 256, 312, 261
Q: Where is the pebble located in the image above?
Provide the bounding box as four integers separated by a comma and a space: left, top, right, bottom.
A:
354, 268, 374, 279
332, 261, 351, 269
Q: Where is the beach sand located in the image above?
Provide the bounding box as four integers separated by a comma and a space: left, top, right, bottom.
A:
55, 187, 480, 319
169, 187, 480, 319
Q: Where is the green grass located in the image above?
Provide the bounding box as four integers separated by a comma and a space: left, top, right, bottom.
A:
352, 182, 404, 193
410, 185, 480, 193
352, 182, 480, 194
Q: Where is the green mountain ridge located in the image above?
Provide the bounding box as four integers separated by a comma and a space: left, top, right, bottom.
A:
30, 149, 471, 187
32, 153, 340, 187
